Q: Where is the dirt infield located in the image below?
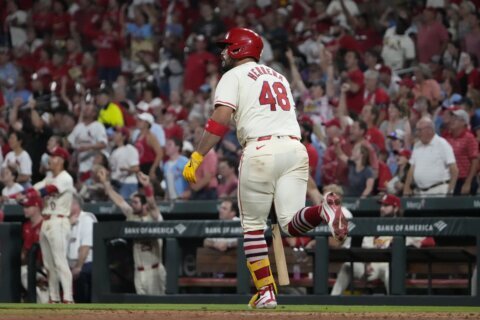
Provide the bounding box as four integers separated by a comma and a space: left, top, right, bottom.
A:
1, 310, 479, 320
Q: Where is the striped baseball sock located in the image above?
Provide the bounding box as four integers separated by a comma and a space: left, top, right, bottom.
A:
244, 230, 271, 281
287, 206, 323, 236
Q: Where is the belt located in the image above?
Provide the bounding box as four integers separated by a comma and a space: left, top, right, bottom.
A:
256, 135, 300, 141
42, 215, 67, 220
137, 263, 159, 271
417, 181, 449, 192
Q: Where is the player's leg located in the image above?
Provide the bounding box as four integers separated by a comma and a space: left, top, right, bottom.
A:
274, 143, 347, 240
39, 225, 61, 302
331, 262, 366, 295
47, 218, 74, 302
238, 150, 276, 309
157, 263, 167, 295
133, 270, 145, 294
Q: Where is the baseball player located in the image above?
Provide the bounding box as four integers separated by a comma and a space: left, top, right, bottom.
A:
182, 27, 348, 309
8, 146, 75, 303
20, 195, 48, 304
97, 168, 166, 295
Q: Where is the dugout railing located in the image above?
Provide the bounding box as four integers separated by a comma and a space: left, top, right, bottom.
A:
92, 217, 480, 306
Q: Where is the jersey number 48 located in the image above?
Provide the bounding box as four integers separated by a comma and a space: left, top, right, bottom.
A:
259, 81, 291, 111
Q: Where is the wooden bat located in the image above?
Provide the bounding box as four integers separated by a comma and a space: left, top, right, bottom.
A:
271, 207, 290, 286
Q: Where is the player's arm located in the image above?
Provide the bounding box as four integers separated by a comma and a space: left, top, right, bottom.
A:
137, 171, 161, 221
183, 106, 233, 183
97, 167, 134, 217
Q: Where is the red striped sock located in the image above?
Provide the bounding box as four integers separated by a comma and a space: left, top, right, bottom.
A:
287, 206, 323, 236
244, 230, 271, 281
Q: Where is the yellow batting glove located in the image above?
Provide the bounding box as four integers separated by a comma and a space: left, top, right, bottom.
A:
183, 151, 204, 183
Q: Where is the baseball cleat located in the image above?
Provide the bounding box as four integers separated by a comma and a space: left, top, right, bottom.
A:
248, 284, 277, 309
320, 192, 348, 242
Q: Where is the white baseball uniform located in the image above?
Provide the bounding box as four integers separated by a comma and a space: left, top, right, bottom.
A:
123, 209, 166, 295
214, 61, 308, 232
67, 121, 108, 174
35, 170, 75, 302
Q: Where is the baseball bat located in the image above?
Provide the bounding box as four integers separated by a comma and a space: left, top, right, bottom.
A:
271, 207, 290, 286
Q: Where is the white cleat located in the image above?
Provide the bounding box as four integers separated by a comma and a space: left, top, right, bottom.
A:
248, 284, 277, 309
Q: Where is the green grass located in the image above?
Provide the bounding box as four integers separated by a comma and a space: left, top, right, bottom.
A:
0, 304, 479, 313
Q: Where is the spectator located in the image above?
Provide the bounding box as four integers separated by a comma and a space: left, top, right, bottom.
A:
413, 64, 442, 107
98, 169, 166, 295
385, 129, 406, 175
445, 109, 479, 195
343, 51, 365, 115
109, 127, 139, 199
183, 35, 217, 93
417, 7, 449, 63
334, 140, 375, 198
1, 166, 23, 202
216, 157, 238, 199
192, 2, 225, 47
404, 117, 458, 197
67, 102, 108, 185
203, 199, 239, 252
360, 104, 386, 153
0, 47, 19, 105
133, 112, 163, 181
379, 103, 412, 150
19, 195, 48, 304
91, 19, 124, 84
68, 194, 97, 303
95, 87, 125, 129
326, 0, 360, 27
331, 194, 435, 295
464, 11, 480, 63
166, 90, 188, 122
321, 118, 347, 187
378, 65, 401, 98
126, 6, 154, 62
386, 149, 411, 196
2, 131, 32, 188
363, 70, 389, 115
163, 137, 189, 200
381, 16, 415, 70
163, 108, 183, 140
457, 52, 479, 96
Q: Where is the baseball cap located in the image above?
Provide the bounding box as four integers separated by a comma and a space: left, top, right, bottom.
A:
394, 149, 412, 159
378, 194, 401, 208
387, 129, 405, 140
21, 195, 43, 208
48, 146, 70, 161
397, 77, 415, 89
137, 112, 154, 125
451, 109, 470, 123
115, 126, 130, 140
378, 65, 392, 76
323, 118, 341, 129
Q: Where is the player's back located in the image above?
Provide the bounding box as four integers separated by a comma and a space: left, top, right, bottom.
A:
214, 61, 300, 146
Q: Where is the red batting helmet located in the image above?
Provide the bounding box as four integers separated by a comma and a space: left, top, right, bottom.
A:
216, 28, 263, 61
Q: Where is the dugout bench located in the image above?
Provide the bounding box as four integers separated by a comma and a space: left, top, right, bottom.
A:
91, 217, 480, 305
181, 246, 475, 294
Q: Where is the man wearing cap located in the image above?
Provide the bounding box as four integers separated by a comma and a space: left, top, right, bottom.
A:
67, 102, 108, 185
404, 117, 458, 197
8, 146, 75, 303
20, 195, 48, 303
109, 127, 140, 199
385, 129, 406, 174
445, 109, 479, 195
331, 194, 434, 295
134, 112, 163, 181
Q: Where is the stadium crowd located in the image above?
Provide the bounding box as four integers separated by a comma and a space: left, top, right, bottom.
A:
0, 0, 479, 202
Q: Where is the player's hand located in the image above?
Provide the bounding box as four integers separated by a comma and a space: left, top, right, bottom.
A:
183, 151, 204, 183
137, 171, 151, 186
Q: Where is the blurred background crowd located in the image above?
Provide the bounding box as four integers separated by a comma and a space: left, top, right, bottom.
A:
0, 0, 479, 203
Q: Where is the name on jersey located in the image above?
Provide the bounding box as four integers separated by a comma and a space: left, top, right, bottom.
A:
248, 66, 284, 82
